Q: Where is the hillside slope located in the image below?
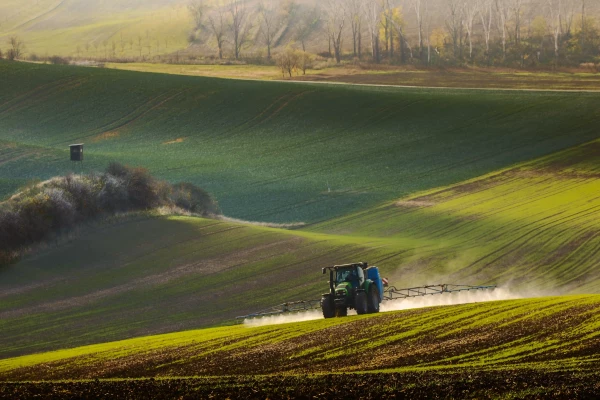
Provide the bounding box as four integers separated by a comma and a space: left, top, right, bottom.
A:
1, 61, 600, 223
2, 296, 600, 381
0, 0, 191, 58
311, 139, 600, 294
0, 214, 415, 358
1, 140, 599, 359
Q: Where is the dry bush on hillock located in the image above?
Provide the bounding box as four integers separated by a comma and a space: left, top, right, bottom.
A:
0, 163, 219, 264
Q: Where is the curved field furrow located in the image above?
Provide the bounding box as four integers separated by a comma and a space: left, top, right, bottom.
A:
1, 296, 600, 381
311, 139, 600, 292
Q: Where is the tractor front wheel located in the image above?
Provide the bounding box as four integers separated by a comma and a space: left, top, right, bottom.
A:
356, 291, 368, 315
321, 295, 335, 319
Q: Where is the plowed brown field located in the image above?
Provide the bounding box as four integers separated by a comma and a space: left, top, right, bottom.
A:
2, 370, 600, 399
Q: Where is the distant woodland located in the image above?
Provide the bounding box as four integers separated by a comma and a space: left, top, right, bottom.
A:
2, 0, 599, 69
185, 0, 600, 68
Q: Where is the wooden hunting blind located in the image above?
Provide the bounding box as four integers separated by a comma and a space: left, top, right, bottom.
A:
69, 144, 83, 162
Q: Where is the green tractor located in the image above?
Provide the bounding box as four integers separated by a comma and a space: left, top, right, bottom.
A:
321, 262, 386, 318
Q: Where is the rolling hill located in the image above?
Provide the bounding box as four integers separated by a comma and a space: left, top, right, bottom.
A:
2, 295, 600, 381
0, 0, 191, 58
311, 139, 600, 294
0, 59, 599, 399
1, 60, 600, 224
1, 136, 598, 359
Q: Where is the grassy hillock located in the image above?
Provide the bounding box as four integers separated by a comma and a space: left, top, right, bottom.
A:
1, 61, 600, 223
1, 295, 600, 381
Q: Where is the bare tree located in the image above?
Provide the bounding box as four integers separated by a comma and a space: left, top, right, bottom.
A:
188, 0, 206, 30
510, 0, 523, 45
381, 0, 393, 58
295, 6, 319, 52
463, 0, 479, 61
8, 36, 25, 60
479, 0, 494, 61
348, 0, 363, 58
581, 0, 586, 51
412, 0, 425, 59
547, 0, 562, 60
258, 2, 280, 60
145, 39, 152, 56
423, 0, 433, 64
385, 3, 412, 63
495, 0, 509, 61
137, 36, 143, 58
324, 0, 346, 63
446, 0, 464, 59
363, 0, 382, 63
229, 0, 252, 60
561, 0, 576, 36
207, 3, 227, 59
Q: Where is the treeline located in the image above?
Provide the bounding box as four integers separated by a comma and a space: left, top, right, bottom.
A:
184, 0, 598, 68
2, 0, 597, 69
0, 163, 219, 265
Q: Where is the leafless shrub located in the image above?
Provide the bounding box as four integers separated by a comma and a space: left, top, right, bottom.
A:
0, 163, 219, 265
171, 183, 219, 216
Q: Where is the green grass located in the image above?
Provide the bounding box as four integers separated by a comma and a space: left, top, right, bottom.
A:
1, 60, 599, 360
0, 213, 421, 358
310, 139, 600, 294
1, 139, 599, 359
1, 295, 600, 381
1, 60, 600, 223
0, 0, 191, 58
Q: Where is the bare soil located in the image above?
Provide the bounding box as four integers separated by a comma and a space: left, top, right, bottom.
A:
2, 370, 599, 399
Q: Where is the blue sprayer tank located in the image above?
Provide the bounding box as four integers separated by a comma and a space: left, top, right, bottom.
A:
366, 267, 385, 303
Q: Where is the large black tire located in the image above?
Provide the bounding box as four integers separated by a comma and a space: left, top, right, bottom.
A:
367, 286, 380, 314
355, 291, 368, 315
335, 307, 348, 317
321, 295, 335, 319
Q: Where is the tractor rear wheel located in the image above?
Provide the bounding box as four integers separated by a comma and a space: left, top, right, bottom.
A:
321, 295, 335, 319
356, 291, 368, 315
367, 286, 380, 314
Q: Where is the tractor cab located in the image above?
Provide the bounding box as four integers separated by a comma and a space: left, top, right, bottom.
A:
335, 265, 365, 287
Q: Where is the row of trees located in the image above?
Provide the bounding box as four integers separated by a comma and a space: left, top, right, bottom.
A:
186, 0, 598, 67
3, 1, 596, 68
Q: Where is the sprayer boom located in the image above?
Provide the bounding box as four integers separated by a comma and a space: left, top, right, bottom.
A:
236, 300, 321, 319
384, 284, 497, 301
237, 283, 496, 320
